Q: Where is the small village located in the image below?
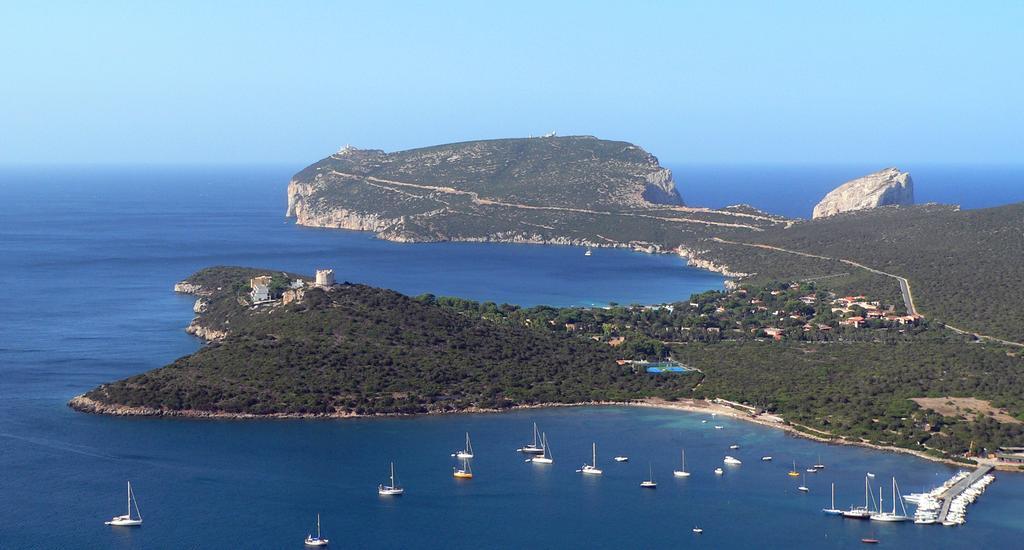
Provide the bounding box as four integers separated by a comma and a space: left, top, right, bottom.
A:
536, 281, 925, 352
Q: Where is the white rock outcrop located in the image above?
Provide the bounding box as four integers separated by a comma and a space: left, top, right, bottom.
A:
812, 167, 914, 219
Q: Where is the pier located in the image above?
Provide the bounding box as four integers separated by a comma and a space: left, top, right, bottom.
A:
936, 465, 993, 524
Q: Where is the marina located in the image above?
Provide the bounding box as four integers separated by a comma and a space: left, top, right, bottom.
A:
905, 466, 995, 526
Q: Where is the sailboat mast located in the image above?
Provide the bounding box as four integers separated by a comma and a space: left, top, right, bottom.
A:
592, 443, 597, 467
390, 462, 395, 486
533, 423, 539, 447
127, 481, 131, 516
864, 476, 868, 508
891, 478, 896, 515
317, 513, 321, 538
831, 482, 835, 509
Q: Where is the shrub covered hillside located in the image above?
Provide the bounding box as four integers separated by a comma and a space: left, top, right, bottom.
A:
83, 278, 697, 415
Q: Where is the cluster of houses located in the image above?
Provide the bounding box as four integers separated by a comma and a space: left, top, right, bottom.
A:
248, 268, 336, 305
829, 295, 921, 328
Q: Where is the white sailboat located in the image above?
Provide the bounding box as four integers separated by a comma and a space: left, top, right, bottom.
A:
813, 454, 826, 469
673, 449, 691, 477
797, 466, 810, 491
870, 478, 910, 522
823, 482, 843, 515
640, 463, 657, 488
304, 513, 329, 546
104, 481, 143, 526
530, 432, 553, 464
578, 442, 603, 475
517, 423, 545, 455
378, 462, 404, 496
453, 432, 474, 459
842, 476, 875, 519
584, 247, 593, 256
453, 456, 474, 479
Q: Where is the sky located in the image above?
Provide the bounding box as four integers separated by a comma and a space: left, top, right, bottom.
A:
2, 1, 1022, 165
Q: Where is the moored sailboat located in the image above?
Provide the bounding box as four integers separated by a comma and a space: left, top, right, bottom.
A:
453, 456, 474, 479
870, 477, 910, 522
530, 432, 553, 464
823, 482, 843, 515
453, 432, 474, 459
104, 481, 143, 527
673, 449, 691, 477
788, 460, 801, 477
640, 463, 657, 488
304, 514, 329, 547
842, 476, 876, 519
517, 422, 545, 454
578, 442, 603, 475
378, 462, 404, 496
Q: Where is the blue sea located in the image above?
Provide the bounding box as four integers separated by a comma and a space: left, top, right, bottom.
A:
1, 165, 1022, 548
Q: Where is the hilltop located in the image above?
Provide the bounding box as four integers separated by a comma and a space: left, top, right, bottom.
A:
285, 135, 787, 247
72, 267, 696, 416
284, 136, 1023, 343
70, 267, 1024, 463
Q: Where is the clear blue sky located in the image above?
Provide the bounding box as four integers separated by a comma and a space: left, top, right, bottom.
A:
2, 1, 1021, 165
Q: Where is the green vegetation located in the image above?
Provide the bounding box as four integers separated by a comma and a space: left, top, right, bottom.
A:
289, 137, 1022, 341
78, 266, 1024, 459
700, 203, 1024, 342
83, 269, 697, 416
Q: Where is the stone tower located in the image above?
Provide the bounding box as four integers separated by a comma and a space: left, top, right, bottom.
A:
315, 269, 335, 288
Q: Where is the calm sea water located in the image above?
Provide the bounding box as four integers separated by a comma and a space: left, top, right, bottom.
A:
1, 165, 1022, 548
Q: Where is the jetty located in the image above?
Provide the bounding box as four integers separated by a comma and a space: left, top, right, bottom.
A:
936, 465, 994, 524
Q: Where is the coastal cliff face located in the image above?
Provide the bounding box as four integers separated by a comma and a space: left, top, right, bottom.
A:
812, 167, 914, 219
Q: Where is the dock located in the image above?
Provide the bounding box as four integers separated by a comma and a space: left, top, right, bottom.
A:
936, 465, 993, 523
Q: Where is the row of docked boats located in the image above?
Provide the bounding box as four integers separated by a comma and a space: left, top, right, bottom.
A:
942, 473, 994, 526
823, 475, 912, 522
913, 471, 995, 526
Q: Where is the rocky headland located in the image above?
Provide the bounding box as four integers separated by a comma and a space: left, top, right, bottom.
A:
811, 167, 914, 219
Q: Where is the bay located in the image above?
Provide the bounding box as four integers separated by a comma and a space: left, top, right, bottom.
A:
1, 165, 1022, 548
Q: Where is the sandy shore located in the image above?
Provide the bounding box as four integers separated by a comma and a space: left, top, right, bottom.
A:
71, 394, 1014, 471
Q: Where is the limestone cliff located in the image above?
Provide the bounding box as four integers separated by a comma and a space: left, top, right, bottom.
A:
812, 167, 914, 219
